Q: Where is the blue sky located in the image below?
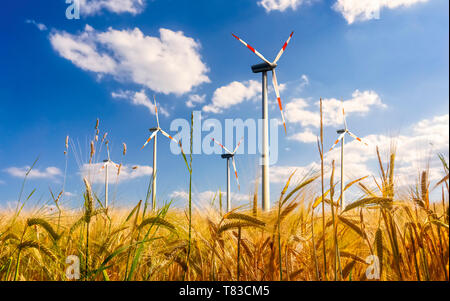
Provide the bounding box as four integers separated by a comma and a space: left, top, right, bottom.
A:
0, 0, 448, 210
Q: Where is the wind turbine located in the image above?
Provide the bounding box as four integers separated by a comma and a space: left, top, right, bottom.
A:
329, 100, 368, 210
101, 142, 119, 209
212, 137, 243, 213
141, 96, 180, 211
231, 31, 294, 212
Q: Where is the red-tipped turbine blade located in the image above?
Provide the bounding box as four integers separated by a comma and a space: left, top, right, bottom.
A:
232, 136, 244, 154
231, 157, 240, 190
272, 69, 287, 134
273, 31, 294, 64
154, 95, 160, 128
212, 138, 233, 154
231, 33, 272, 65
347, 131, 368, 146
160, 129, 179, 144
329, 132, 346, 152
141, 130, 159, 149
342, 99, 348, 130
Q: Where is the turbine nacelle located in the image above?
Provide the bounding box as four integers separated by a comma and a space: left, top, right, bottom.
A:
251, 62, 277, 73
221, 153, 234, 159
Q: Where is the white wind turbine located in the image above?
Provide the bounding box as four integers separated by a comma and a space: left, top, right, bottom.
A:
231, 31, 294, 212
141, 96, 181, 211
329, 100, 368, 210
101, 142, 119, 209
212, 137, 243, 213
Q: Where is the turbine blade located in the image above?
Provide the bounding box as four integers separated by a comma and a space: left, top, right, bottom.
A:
141, 130, 159, 149
273, 31, 294, 64
212, 138, 233, 154
347, 131, 368, 146
160, 129, 179, 144
272, 69, 287, 134
231, 33, 272, 65
342, 99, 347, 130
329, 132, 346, 152
232, 136, 244, 154
232, 157, 240, 190
154, 95, 160, 128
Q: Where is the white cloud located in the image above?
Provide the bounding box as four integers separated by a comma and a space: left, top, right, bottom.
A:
288, 128, 318, 143
25, 19, 47, 31
186, 94, 206, 108
278, 114, 448, 197
333, 0, 429, 24
324, 113, 449, 186
270, 162, 320, 183
300, 74, 309, 87
79, 0, 146, 16
285, 90, 386, 128
50, 26, 117, 73
322, 90, 386, 126
203, 80, 260, 113
285, 98, 320, 127
413, 114, 449, 138
258, 0, 312, 12
4, 166, 62, 180
81, 162, 153, 184
112, 89, 169, 116
50, 25, 210, 95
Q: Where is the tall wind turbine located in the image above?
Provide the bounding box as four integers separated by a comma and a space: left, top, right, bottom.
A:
141, 96, 180, 211
212, 137, 243, 213
102, 142, 119, 209
329, 100, 368, 210
231, 31, 294, 212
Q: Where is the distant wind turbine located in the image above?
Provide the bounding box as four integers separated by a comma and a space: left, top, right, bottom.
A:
141, 96, 181, 211
212, 137, 243, 213
329, 100, 368, 210
102, 142, 119, 209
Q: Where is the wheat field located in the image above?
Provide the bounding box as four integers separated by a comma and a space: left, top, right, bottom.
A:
0, 145, 448, 281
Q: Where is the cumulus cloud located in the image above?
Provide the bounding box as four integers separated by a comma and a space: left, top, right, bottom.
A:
275, 114, 448, 201
50, 25, 210, 95
285, 90, 386, 129
290, 114, 449, 189
81, 162, 152, 184
186, 94, 206, 108
288, 128, 318, 143
79, 0, 146, 16
333, 0, 429, 24
203, 80, 260, 113
258, 0, 312, 12
25, 19, 47, 31
4, 166, 62, 180
112, 89, 169, 116
285, 98, 320, 128
270, 162, 320, 183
